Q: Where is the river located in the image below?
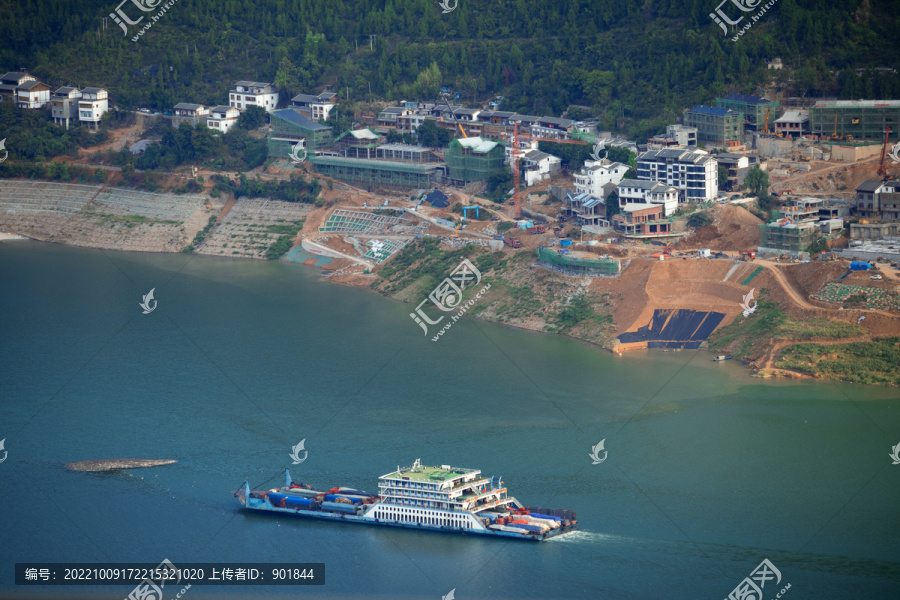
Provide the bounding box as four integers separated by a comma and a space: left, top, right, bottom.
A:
1, 240, 898, 599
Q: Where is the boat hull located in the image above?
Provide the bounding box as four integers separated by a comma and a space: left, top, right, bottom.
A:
237, 497, 576, 541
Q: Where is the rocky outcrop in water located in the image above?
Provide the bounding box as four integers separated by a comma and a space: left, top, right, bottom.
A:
65, 459, 177, 472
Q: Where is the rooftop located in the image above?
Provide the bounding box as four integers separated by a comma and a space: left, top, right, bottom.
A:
455, 136, 499, 153
234, 80, 274, 89
856, 180, 884, 193
720, 93, 775, 105
688, 105, 735, 117
383, 463, 478, 483
271, 108, 331, 131
812, 100, 900, 108
174, 102, 205, 111
622, 202, 661, 212
775, 111, 809, 123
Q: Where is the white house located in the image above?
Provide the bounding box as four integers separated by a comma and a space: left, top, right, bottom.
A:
636, 149, 718, 203
0, 71, 36, 103
78, 87, 109, 129
505, 138, 538, 166
16, 80, 51, 109
171, 103, 209, 127
206, 105, 240, 133
521, 149, 561, 186
291, 91, 338, 121
51, 87, 82, 129
574, 160, 629, 197
774, 111, 809, 137
229, 81, 279, 113
616, 179, 679, 216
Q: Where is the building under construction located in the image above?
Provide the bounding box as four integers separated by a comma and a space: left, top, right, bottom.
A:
445, 137, 506, 184
809, 100, 900, 140
309, 156, 444, 191
268, 108, 333, 159
535, 246, 623, 277
715, 94, 779, 130
758, 221, 817, 254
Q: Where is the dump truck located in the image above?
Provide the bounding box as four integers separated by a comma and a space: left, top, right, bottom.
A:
525, 226, 547, 234
504, 237, 522, 249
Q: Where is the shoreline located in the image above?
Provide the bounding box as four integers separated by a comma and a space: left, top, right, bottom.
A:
3, 235, 893, 385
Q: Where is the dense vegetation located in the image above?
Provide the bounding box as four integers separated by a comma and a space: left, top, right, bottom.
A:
131, 121, 268, 171
0, 103, 109, 161
778, 338, 900, 385
211, 173, 322, 203
4, 0, 899, 142
709, 294, 864, 358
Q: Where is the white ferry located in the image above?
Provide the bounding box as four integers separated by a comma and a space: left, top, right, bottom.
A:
235, 459, 577, 541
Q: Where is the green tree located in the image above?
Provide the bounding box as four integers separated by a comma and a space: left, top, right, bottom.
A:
718, 165, 729, 190
605, 191, 620, 217
238, 106, 267, 130
687, 211, 712, 228
744, 166, 769, 196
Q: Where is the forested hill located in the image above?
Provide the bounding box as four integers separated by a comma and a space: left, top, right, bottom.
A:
3, 0, 899, 139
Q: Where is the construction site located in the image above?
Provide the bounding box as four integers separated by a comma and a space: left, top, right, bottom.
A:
1, 97, 899, 384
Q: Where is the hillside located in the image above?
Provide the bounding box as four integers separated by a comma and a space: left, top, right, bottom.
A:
3, 0, 900, 139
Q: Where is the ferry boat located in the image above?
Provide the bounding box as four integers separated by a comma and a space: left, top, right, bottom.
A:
234, 459, 577, 541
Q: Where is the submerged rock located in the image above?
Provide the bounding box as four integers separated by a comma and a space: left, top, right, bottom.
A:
66, 459, 177, 472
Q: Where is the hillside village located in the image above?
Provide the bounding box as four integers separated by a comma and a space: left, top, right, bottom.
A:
1, 64, 899, 383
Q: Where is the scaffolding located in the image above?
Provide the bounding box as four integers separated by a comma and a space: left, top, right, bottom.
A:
363, 238, 409, 263
445, 137, 506, 183
310, 157, 441, 191
684, 106, 743, 144
715, 95, 779, 128
535, 246, 622, 277
318, 209, 406, 235
809, 100, 900, 140
758, 222, 817, 252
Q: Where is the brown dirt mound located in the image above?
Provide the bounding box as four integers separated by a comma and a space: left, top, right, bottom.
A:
677, 204, 762, 251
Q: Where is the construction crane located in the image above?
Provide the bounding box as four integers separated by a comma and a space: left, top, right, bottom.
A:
878, 126, 893, 180
458, 122, 468, 138
761, 107, 770, 134
508, 121, 587, 219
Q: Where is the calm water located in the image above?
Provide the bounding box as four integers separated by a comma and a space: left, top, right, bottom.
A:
1, 240, 898, 600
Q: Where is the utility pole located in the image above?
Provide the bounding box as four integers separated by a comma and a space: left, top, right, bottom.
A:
369, 34, 375, 51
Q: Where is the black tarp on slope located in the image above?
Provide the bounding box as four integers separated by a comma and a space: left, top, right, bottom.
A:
618, 309, 726, 348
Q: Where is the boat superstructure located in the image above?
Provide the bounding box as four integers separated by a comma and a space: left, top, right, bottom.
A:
234, 459, 577, 541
